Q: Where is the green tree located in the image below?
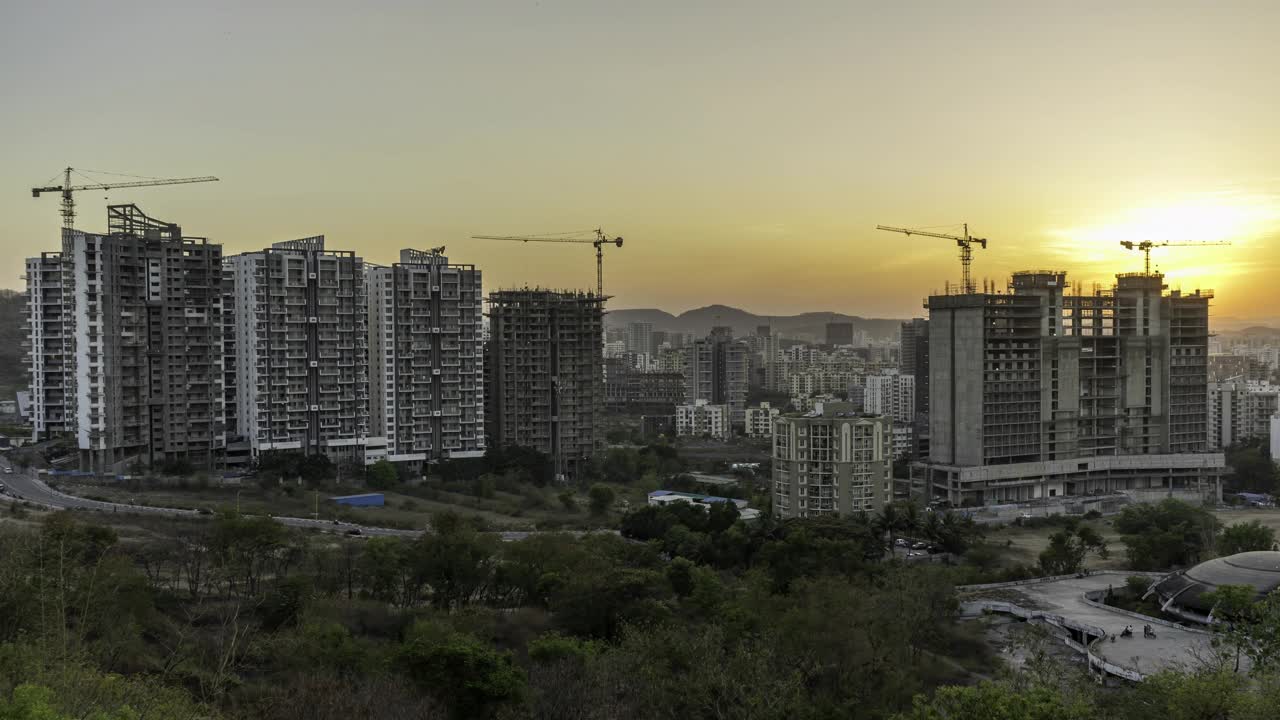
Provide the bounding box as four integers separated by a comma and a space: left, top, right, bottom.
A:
399, 622, 525, 718
895, 682, 1094, 720
366, 459, 398, 490
1114, 499, 1220, 570
1038, 525, 1107, 575
1226, 439, 1280, 493
587, 484, 615, 516
1220, 520, 1277, 556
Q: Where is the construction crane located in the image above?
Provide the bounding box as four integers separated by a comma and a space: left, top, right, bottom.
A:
1119, 240, 1231, 275
32, 167, 219, 231
876, 224, 988, 294
471, 228, 624, 297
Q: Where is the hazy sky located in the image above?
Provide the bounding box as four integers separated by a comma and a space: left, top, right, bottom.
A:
3, 1, 1278, 319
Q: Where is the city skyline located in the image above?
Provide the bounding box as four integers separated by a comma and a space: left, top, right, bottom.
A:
3, 1, 1279, 320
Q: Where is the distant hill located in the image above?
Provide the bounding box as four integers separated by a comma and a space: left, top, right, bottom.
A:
607, 304, 909, 341
0, 290, 27, 399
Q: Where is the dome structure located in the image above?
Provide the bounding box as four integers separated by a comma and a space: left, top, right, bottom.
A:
1152, 551, 1280, 623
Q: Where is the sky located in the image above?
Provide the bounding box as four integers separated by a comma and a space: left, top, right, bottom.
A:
2, 0, 1278, 321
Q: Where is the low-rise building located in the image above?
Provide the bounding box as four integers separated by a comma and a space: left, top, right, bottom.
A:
676, 399, 729, 439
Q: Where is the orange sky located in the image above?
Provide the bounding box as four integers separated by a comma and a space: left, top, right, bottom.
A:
2, 1, 1278, 321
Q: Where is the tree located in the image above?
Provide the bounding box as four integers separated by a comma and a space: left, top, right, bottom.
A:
399, 622, 525, 718
1038, 525, 1107, 575
1114, 499, 1221, 570
366, 459, 398, 490
1220, 520, 1277, 556
895, 682, 1094, 720
1226, 438, 1280, 493
588, 484, 615, 516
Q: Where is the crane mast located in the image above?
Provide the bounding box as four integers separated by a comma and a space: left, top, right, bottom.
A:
471, 228, 624, 298
876, 223, 989, 294
32, 167, 220, 231
1119, 240, 1231, 275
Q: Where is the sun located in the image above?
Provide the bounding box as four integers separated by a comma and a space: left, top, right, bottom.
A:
1044, 192, 1280, 287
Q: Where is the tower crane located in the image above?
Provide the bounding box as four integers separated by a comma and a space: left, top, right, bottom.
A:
876, 224, 988, 294
471, 228, 624, 298
32, 167, 219, 231
1119, 240, 1231, 275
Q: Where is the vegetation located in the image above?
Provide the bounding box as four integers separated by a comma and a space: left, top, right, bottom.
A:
1225, 438, 1280, 494
1219, 520, 1278, 556
1037, 523, 1108, 575
1114, 499, 1221, 570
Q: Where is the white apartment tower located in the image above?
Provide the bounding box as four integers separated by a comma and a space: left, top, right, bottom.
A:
223, 237, 371, 463
24, 252, 70, 441
367, 249, 485, 465
864, 370, 915, 424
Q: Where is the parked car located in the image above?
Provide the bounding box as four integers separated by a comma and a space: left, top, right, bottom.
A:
345, 528, 362, 536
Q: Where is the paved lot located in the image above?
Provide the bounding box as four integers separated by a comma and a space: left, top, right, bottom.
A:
963, 573, 1226, 678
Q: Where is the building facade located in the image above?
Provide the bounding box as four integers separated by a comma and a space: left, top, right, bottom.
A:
24, 252, 69, 441
676, 399, 729, 439
864, 370, 915, 424
825, 321, 854, 346
604, 357, 684, 414
486, 289, 604, 481
368, 249, 484, 465
1208, 380, 1280, 449
685, 327, 749, 425
29, 206, 227, 472
772, 402, 893, 518
922, 270, 1224, 505
744, 401, 780, 438
626, 321, 655, 360
223, 237, 371, 464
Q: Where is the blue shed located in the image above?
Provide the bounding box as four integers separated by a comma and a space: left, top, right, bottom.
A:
329, 493, 385, 507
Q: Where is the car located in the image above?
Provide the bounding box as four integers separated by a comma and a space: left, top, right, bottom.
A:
894, 538, 908, 547
2, 467, 12, 474
345, 528, 362, 536
1019, 513, 1033, 520
912, 542, 927, 550
197, 508, 213, 516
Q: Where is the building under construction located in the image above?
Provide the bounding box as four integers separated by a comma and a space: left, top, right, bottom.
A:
921, 270, 1224, 505
25, 205, 226, 472
485, 289, 605, 481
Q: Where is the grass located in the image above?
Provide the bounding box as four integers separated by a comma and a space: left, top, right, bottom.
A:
983, 518, 1128, 571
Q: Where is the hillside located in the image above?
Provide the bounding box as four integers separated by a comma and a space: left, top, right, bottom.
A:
0, 289, 26, 399
607, 304, 908, 340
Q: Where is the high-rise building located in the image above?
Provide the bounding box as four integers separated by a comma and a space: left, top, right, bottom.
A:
486, 289, 604, 480
825, 321, 854, 346
24, 252, 69, 441
900, 318, 929, 418
922, 270, 1224, 505
1208, 380, 1280, 449
224, 237, 370, 464
604, 357, 684, 414
772, 402, 893, 518
685, 327, 749, 426
27, 205, 226, 472
367, 248, 484, 466
864, 370, 915, 424
626, 321, 655, 358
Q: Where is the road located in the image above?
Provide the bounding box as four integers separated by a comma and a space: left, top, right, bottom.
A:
0, 459, 602, 543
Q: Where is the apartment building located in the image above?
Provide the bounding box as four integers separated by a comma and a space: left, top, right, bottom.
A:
900, 318, 929, 418
772, 402, 893, 518
1208, 380, 1280, 449
744, 401, 780, 438
864, 370, 915, 424
825, 321, 854, 346
923, 270, 1224, 505
676, 399, 729, 439
685, 327, 749, 425
224, 237, 371, 464
604, 357, 684, 413
27, 205, 226, 472
24, 252, 69, 441
486, 289, 604, 481
367, 248, 484, 465
626, 321, 655, 359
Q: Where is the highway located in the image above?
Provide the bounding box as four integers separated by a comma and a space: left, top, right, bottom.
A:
0, 458, 592, 543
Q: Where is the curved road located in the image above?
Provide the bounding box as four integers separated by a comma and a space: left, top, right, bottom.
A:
0, 459, 592, 543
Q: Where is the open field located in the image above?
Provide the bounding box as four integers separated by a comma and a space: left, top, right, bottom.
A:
983, 506, 1280, 572
50, 477, 647, 531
